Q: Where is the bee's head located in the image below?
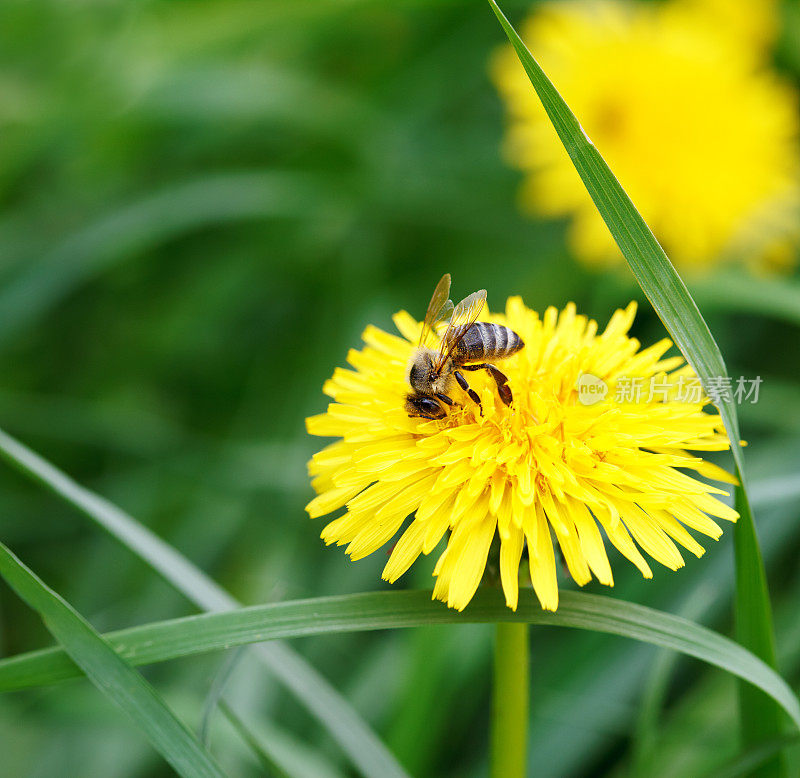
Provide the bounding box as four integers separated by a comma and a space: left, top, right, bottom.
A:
405, 393, 447, 420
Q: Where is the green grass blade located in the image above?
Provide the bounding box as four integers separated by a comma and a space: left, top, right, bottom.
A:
0, 589, 798, 731
0, 541, 225, 778
485, 0, 782, 762
0, 427, 409, 778
734, 483, 782, 766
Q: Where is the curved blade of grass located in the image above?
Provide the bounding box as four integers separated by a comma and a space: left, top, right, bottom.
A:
485, 0, 781, 764
0, 427, 408, 778
0, 589, 798, 731
0, 541, 225, 778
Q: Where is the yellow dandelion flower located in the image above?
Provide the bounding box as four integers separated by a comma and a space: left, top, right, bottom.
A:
491, 0, 800, 273
305, 292, 738, 612
675, 0, 779, 53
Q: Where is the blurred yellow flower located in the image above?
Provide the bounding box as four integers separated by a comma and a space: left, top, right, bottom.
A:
492, 0, 800, 273
306, 297, 737, 612
676, 0, 779, 53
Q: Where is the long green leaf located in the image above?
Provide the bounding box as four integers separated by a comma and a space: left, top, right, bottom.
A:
0, 427, 408, 778
734, 483, 782, 760
485, 0, 782, 762
0, 589, 798, 731
0, 541, 225, 778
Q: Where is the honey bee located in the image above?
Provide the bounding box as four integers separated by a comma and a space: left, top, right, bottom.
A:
405, 274, 525, 420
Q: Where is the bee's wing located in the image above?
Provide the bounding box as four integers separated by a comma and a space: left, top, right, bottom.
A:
434, 289, 487, 370
419, 273, 453, 348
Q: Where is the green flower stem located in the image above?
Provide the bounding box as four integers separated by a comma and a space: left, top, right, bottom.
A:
490, 621, 529, 778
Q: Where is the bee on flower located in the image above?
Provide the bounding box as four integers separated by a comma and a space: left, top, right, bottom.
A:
404, 274, 524, 419
306, 278, 738, 612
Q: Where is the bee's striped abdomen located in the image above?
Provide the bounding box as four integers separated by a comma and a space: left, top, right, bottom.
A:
456, 322, 524, 362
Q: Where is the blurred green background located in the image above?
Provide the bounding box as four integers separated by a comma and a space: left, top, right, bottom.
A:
2, 1, 800, 776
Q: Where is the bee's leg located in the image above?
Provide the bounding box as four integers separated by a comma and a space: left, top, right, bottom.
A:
435, 393, 456, 406
462, 363, 513, 406
453, 370, 482, 413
